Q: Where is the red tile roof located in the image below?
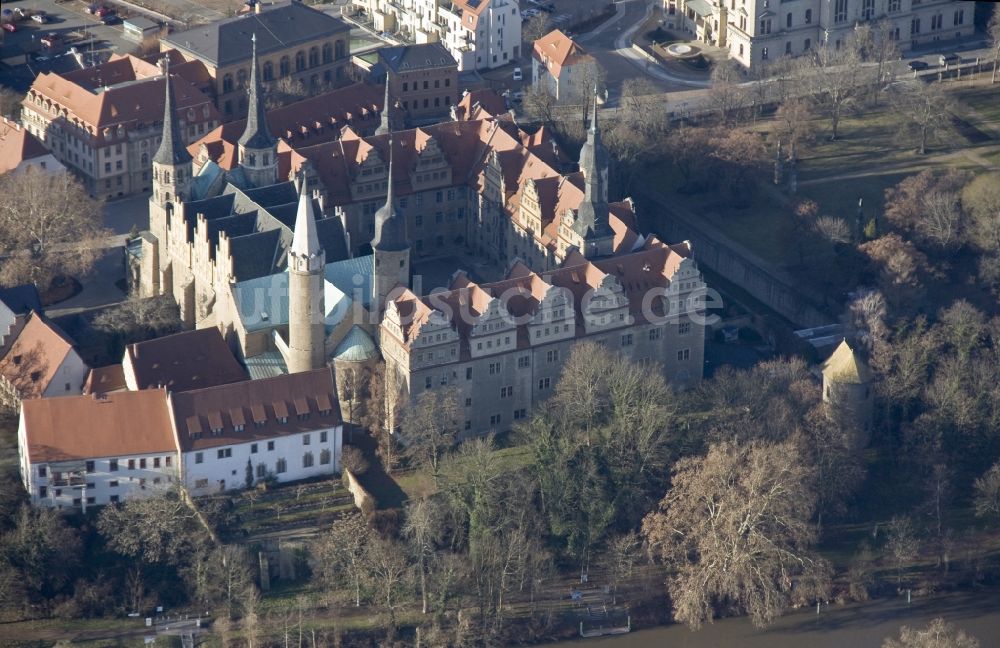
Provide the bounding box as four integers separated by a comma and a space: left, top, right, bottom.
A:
0, 313, 78, 400
125, 328, 248, 392
169, 368, 341, 452
533, 29, 593, 78
0, 118, 50, 175
21, 389, 175, 463
83, 364, 127, 395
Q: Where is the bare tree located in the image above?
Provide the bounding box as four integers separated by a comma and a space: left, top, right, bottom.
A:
0, 168, 109, 289
973, 461, 1000, 519
361, 534, 410, 636
401, 387, 461, 480
360, 363, 403, 473
894, 80, 954, 155
403, 496, 443, 614
814, 216, 852, 245
707, 60, 748, 125
885, 515, 920, 586
963, 173, 1000, 255
883, 618, 980, 648
990, 6, 1000, 85
523, 85, 557, 126
774, 98, 816, 152
606, 531, 640, 605
852, 20, 901, 104
642, 439, 827, 629
522, 14, 549, 47
93, 291, 181, 337
918, 191, 963, 249
800, 44, 870, 140
312, 513, 372, 607
0, 87, 24, 120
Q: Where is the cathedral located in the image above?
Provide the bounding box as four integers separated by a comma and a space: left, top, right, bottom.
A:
138, 38, 708, 434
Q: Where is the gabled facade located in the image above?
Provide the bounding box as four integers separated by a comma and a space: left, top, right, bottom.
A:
381, 238, 707, 434
531, 30, 598, 103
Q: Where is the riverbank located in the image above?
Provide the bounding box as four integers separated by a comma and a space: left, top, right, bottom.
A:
552, 587, 1000, 647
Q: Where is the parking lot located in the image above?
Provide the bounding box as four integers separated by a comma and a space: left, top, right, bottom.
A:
0, 0, 139, 92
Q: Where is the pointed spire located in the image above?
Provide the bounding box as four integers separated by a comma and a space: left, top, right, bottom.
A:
291, 174, 321, 258
153, 57, 192, 166
372, 137, 409, 252
573, 84, 613, 242
375, 76, 393, 136
238, 33, 276, 150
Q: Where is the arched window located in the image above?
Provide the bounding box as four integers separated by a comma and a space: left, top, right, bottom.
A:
296, 51, 306, 72
164, 171, 171, 184
308, 47, 319, 67
302, 452, 314, 468
280, 56, 290, 77
322, 43, 332, 63
237, 68, 247, 89
263, 60, 274, 81
222, 73, 233, 93
335, 40, 345, 59
141, 153, 148, 167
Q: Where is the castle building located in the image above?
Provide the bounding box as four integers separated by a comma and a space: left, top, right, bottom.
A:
136, 49, 707, 435
668, 0, 975, 69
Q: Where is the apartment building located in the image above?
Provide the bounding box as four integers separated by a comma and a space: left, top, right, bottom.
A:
532, 29, 598, 103
353, 0, 521, 71
162, 1, 351, 119
20, 53, 218, 199
668, 0, 976, 68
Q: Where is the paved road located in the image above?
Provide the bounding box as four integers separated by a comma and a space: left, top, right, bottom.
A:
554, 588, 1000, 647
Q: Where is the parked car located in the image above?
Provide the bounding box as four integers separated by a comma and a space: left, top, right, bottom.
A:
908, 60, 929, 71
31, 13, 49, 24
938, 53, 960, 66
100, 12, 119, 24
94, 6, 113, 17
41, 32, 62, 47
1, 22, 16, 33
512, 66, 522, 81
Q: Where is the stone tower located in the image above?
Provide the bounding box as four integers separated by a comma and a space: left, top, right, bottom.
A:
238, 34, 279, 189
287, 176, 327, 374
147, 57, 193, 301
371, 138, 410, 315
151, 58, 192, 218
821, 339, 874, 448
574, 86, 615, 259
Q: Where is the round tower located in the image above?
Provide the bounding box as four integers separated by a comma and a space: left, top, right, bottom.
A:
821, 339, 874, 448
287, 177, 326, 374
331, 325, 380, 423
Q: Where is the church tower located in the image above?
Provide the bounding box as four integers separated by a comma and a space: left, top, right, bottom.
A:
375, 76, 397, 136
287, 176, 327, 374
152, 58, 192, 214
574, 86, 615, 259
238, 34, 278, 188
371, 138, 410, 315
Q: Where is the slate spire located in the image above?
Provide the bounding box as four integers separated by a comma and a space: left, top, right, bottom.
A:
371, 138, 409, 252
375, 75, 394, 136
153, 57, 193, 166
573, 84, 613, 242
291, 175, 322, 259
238, 33, 276, 150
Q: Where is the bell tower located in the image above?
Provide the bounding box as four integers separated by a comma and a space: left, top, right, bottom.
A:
237, 33, 278, 188
371, 138, 410, 315
151, 57, 192, 213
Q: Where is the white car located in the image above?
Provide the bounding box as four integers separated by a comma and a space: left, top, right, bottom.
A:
513, 67, 522, 81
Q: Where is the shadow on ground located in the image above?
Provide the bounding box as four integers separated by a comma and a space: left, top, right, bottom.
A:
344, 426, 408, 509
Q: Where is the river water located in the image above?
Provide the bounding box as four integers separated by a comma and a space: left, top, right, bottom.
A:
555, 588, 1000, 647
